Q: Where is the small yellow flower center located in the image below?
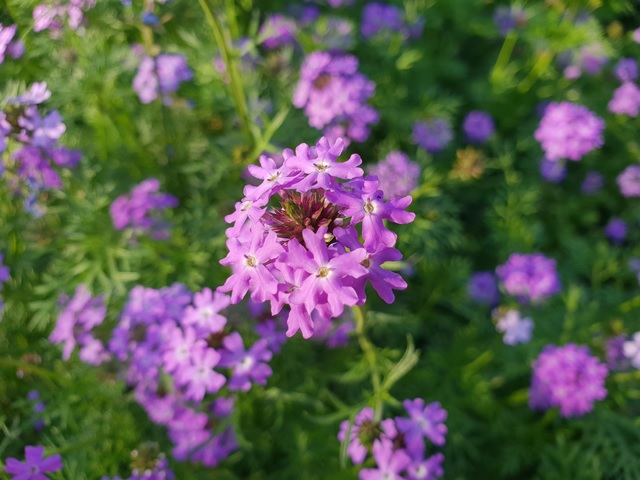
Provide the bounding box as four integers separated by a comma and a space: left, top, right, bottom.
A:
364, 201, 375, 214
245, 255, 257, 267
317, 266, 330, 277
314, 162, 328, 172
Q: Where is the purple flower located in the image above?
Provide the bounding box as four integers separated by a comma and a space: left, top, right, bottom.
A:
174, 345, 226, 401
606, 335, 631, 371
608, 82, 640, 117
255, 319, 287, 354
219, 332, 273, 391
49, 284, 108, 363
133, 54, 193, 104
462, 111, 495, 144
110, 178, 178, 239
496, 253, 561, 304
359, 438, 411, 480
581, 170, 604, 194
633, 28, 640, 44
534, 101, 604, 161
617, 165, 640, 197
0, 24, 18, 64
467, 271, 499, 306
396, 399, 448, 452
368, 151, 420, 199
338, 406, 377, 465
293, 52, 378, 144
33, 0, 96, 35
412, 119, 453, 154
5, 445, 63, 479
493, 6, 528, 36
219, 137, 414, 339
406, 453, 445, 480
361, 3, 409, 40
560, 43, 608, 78
258, 14, 298, 49
604, 218, 627, 244
539, 158, 567, 183
623, 332, 640, 369
182, 287, 230, 335
529, 344, 608, 417
614, 58, 638, 82
494, 309, 533, 345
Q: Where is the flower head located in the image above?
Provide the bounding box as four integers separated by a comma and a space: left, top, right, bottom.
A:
496, 253, 561, 304
617, 165, 640, 197
5, 445, 62, 479
462, 110, 495, 144
529, 344, 608, 417
412, 119, 453, 154
534, 101, 604, 161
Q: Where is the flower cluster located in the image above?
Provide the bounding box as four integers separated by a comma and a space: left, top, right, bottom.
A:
581, 170, 604, 194
493, 309, 533, 346
559, 43, 608, 79
258, 14, 298, 49
608, 82, 640, 117
361, 3, 423, 41
0, 23, 25, 63
0, 252, 9, 317
27, 390, 47, 431
614, 58, 638, 83
5, 445, 62, 479
338, 401, 447, 480
467, 271, 500, 306
368, 151, 420, 199
1, 82, 81, 215
33, 0, 96, 35
496, 253, 561, 304
219, 137, 414, 338
49, 284, 109, 365
462, 110, 495, 144
616, 165, 640, 197
534, 101, 604, 162
412, 118, 453, 154
493, 6, 528, 36
529, 344, 608, 417
604, 217, 627, 245
293, 52, 379, 144
622, 332, 640, 369
133, 54, 193, 104
605, 335, 631, 372
107, 284, 276, 467
539, 158, 567, 183
110, 178, 178, 240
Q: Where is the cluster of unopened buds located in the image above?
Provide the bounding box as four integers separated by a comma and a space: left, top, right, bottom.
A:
219, 136, 415, 339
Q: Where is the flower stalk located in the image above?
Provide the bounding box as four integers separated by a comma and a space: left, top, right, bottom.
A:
353, 305, 383, 422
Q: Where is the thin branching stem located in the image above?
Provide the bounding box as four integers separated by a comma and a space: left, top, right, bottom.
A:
353, 305, 383, 422
199, 0, 254, 149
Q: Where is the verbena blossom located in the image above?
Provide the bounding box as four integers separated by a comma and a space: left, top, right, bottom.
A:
412, 119, 453, 154
0, 82, 81, 215
539, 158, 567, 183
623, 332, 640, 369
534, 101, 604, 162
614, 58, 638, 82
27, 390, 46, 431
606, 335, 631, 372
49, 284, 109, 365
581, 170, 604, 194
608, 82, 640, 117
368, 151, 420, 199
338, 401, 446, 480
0, 24, 25, 63
467, 271, 500, 306
110, 178, 178, 240
529, 344, 608, 417
133, 54, 193, 104
462, 111, 495, 144
33, 0, 96, 36
493, 6, 528, 36
106, 284, 271, 467
493, 309, 533, 345
293, 52, 378, 144
258, 14, 298, 49
616, 165, 640, 197
218, 137, 415, 339
5, 445, 63, 479
496, 253, 561, 304
102, 445, 175, 480
559, 43, 608, 79
361, 3, 422, 41
0, 252, 9, 317
604, 218, 627, 245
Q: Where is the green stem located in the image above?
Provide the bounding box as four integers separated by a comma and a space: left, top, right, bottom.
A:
199, 0, 254, 149
353, 305, 383, 422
